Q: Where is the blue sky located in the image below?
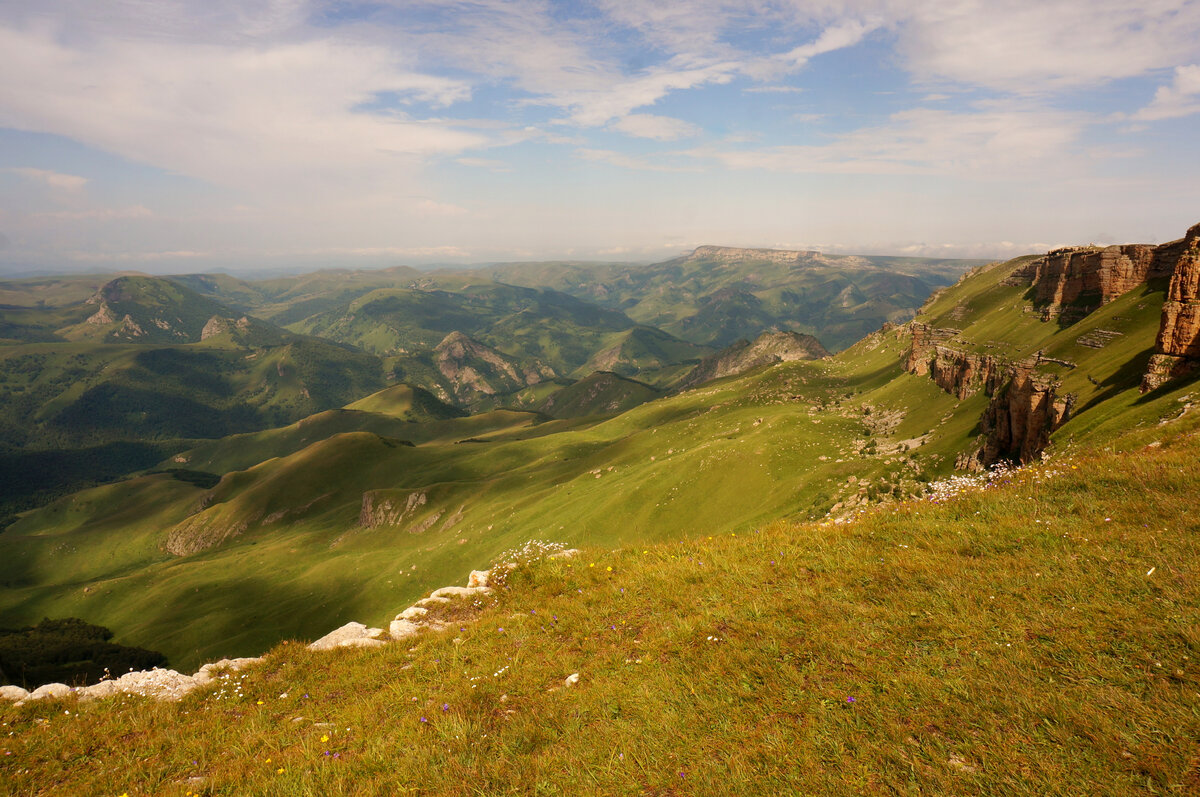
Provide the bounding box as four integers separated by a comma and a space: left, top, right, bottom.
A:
0, 0, 1198, 273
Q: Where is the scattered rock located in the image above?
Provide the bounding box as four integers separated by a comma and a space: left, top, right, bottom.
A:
308, 622, 388, 651
0, 685, 29, 702
564, 673, 580, 687
468, 570, 490, 588
28, 683, 72, 701
430, 585, 489, 600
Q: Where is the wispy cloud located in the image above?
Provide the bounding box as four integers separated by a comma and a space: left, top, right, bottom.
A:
32, 205, 153, 220
688, 106, 1091, 177
5, 167, 88, 192
575, 148, 697, 173
610, 113, 702, 141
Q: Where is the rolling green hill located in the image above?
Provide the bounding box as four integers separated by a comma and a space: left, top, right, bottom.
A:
2, 411, 1197, 795
2, 226, 1194, 682
481, 246, 981, 350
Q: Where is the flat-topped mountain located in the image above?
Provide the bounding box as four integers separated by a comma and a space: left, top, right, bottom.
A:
682, 245, 822, 264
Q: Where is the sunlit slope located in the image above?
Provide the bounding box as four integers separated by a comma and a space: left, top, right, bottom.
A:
0, 339, 970, 670
6, 419, 1197, 796
4, 252, 1196, 672
342, 383, 464, 420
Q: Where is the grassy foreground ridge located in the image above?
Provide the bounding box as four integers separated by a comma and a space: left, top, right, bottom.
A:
2, 418, 1197, 795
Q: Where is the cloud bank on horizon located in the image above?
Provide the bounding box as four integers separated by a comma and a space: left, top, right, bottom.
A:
0, 0, 1198, 272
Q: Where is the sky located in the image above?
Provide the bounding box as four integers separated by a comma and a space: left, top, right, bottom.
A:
0, 0, 1198, 274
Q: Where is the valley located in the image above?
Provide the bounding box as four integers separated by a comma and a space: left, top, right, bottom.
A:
1, 227, 1197, 676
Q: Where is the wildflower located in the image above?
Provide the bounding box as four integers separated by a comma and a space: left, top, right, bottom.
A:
419, 717, 428, 723
846, 696, 856, 703
277, 767, 285, 774
320, 735, 329, 743
606, 566, 613, 572
442, 703, 450, 712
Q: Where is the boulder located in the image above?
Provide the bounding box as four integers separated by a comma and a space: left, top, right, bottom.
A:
430, 585, 488, 600
468, 570, 490, 588
28, 682, 72, 701
396, 606, 428, 621
308, 622, 388, 651
0, 685, 30, 702
389, 618, 422, 640
75, 680, 120, 702
113, 668, 199, 701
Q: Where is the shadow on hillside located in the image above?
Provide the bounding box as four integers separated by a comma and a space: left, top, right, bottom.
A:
140, 569, 402, 674
1076, 345, 1158, 414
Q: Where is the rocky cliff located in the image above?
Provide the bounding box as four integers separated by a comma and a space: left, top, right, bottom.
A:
904, 326, 1071, 466
904, 221, 1200, 466
678, 330, 829, 390
1142, 222, 1200, 391
434, 331, 556, 402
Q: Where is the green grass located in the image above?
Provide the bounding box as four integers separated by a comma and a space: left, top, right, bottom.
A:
2, 424, 1196, 795
4, 309, 1192, 675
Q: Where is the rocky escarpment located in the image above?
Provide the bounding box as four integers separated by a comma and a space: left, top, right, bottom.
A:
905, 221, 1200, 466
1005, 242, 1176, 322
1142, 223, 1200, 391
904, 325, 1073, 466
678, 330, 830, 390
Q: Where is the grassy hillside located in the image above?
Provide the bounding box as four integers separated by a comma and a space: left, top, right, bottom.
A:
2, 418, 1196, 795
3, 304, 1196, 675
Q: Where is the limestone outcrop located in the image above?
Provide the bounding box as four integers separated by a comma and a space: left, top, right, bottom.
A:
976, 365, 1074, 465
1143, 223, 1200, 391
903, 326, 1073, 466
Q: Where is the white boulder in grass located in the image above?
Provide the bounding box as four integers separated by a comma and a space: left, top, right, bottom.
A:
430, 585, 488, 600
564, 673, 580, 687
308, 622, 388, 651
0, 684, 30, 702
75, 680, 121, 702
468, 569, 490, 588
28, 682, 72, 701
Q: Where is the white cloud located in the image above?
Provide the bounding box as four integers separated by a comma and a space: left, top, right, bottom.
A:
32, 205, 153, 220
742, 85, 804, 94
894, 0, 1200, 92
778, 17, 881, 68
610, 113, 702, 141
455, 157, 513, 172
688, 105, 1090, 177
576, 148, 697, 173
1132, 64, 1200, 120
5, 167, 88, 192
0, 17, 484, 195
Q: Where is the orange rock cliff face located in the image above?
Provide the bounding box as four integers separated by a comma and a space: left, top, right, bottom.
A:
1142, 223, 1200, 391
905, 221, 1199, 466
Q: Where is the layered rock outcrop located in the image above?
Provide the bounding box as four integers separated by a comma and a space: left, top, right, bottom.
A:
904, 327, 1072, 466
1142, 223, 1200, 391
975, 365, 1074, 466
